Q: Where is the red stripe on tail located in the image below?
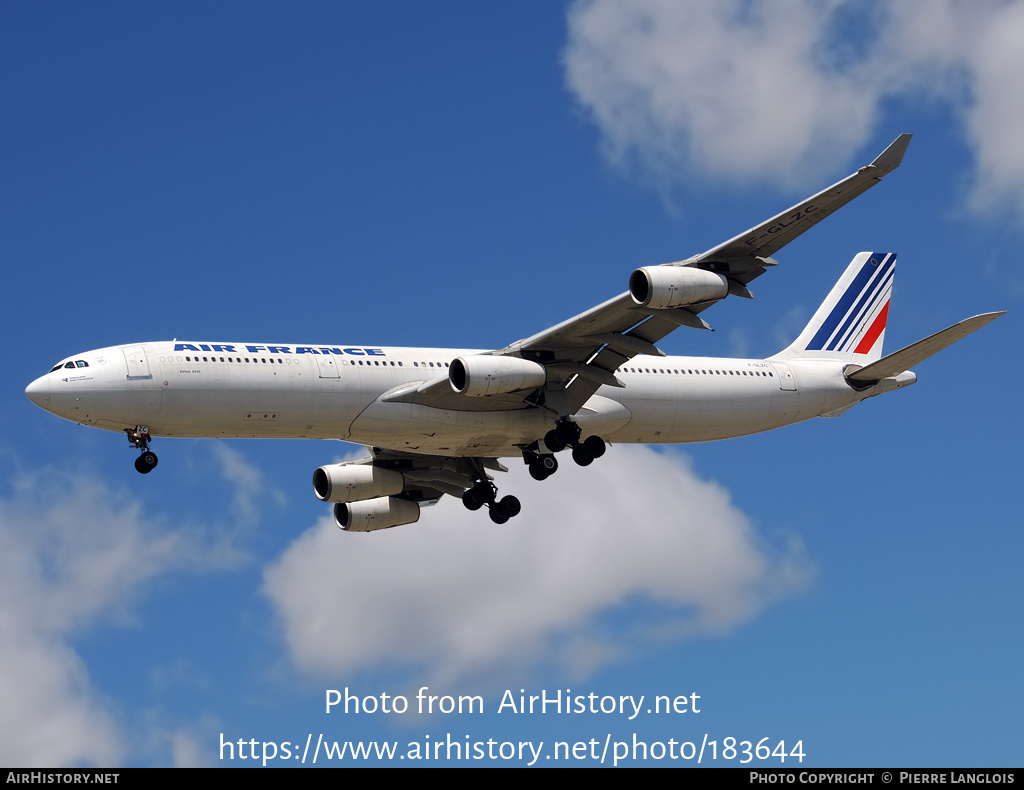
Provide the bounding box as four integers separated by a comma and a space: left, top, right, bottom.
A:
854, 300, 889, 355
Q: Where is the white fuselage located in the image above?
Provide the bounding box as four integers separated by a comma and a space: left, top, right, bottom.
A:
26, 341, 914, 457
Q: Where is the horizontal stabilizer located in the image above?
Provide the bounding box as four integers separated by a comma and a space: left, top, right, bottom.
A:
846, 312, 1006, 381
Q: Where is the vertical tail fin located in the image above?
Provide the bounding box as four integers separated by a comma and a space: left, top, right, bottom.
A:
775, 252, 895, 362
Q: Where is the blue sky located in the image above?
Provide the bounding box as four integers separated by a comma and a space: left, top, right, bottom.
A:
2, 1, 1021, 767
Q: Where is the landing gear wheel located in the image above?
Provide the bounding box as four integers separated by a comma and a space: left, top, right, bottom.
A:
489, 509, 510, 525
543, 430, 566, 453
582, 435, 606, 459
465, 479, 497, 512
497, 495, 521, 518
126, 426, 158, 474
529, 455, 558, 480
462, 488, 485, 511
555, 420, 581, 445
572, 446, 594, 467
135, 451, 158, 474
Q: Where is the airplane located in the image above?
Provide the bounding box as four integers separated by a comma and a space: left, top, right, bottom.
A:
25, 134, 1005, 531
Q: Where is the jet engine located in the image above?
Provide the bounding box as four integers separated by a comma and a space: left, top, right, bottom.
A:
449, 355, 547, 397
313, 463, 405, 503
629, 265, 729, 309
334, 497, 420, 532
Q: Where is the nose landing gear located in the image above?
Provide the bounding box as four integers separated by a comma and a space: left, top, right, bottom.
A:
125, 425, 159, 474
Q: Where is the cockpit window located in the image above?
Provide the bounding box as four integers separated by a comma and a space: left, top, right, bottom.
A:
48, 359, 89, 373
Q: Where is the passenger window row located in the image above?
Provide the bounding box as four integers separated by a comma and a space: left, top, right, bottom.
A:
621, 366, 774, 377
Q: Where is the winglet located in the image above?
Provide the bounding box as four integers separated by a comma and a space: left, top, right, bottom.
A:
867, 133, 912, 175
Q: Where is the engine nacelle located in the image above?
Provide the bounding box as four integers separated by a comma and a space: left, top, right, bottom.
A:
629, 265, 729, 309
449, 355, 547, 397
334, 497, 420, 532
313, 463, 405, 503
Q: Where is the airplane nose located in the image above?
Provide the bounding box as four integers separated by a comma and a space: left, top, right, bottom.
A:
25, 376, 50, 408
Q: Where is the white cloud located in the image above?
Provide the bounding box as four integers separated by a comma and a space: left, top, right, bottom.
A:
0, 470, 238, 767
564, 0, 1024, 217
773, 305, 813, 354
210, 442, 286, 525
953, 4, 1024, 220
727, 326, 752, 358
137, 712, 222, 768
263, 446, 812, 688
564, 0, 880, 190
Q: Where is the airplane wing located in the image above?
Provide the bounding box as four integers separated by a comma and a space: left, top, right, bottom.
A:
503, 133, 913, 411
361, 447, 506, 501
393, 134, 912, 414
691, 133, 912, 271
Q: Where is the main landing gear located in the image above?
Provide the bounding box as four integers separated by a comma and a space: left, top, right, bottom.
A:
462, 478, 522, 525
456, 420, 607, 526
125, 425, 158, 474
542, 419, 606, 468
